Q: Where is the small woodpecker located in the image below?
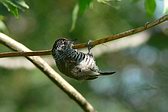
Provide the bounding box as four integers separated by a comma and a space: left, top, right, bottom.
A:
52, 38, 115, 80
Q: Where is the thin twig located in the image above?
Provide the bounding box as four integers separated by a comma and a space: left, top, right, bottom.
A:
0, 50, 51, 57
0, 33, 96, 112
74, 15, 168, 49
0, 15, 167, 58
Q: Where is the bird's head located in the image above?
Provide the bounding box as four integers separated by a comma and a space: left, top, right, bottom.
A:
52, 38, 73, 53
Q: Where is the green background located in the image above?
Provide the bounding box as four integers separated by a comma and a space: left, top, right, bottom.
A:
0, 0, 168, 112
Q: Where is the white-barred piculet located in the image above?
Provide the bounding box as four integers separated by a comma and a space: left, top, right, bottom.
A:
52, 38, 115, 80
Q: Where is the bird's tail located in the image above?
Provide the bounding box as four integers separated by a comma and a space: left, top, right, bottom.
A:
98, 71, 116, 75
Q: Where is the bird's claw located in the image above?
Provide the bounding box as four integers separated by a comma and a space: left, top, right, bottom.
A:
87, 40, 94, 55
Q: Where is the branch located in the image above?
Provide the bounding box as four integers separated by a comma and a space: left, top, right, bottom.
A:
0, 15, 168, 58
0, 33, 96, 112
75, 15, 168, 48
0, 32, 150, 69
0, 50, 51, 57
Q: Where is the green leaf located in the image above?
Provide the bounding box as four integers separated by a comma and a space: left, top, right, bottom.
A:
0, 17, 8, 33
0, 0, 29, 17
145, 0, 156, 16
70, 4, 79, 31
16, 0, 29, 9
97, 0, 112, 6
97, 0, 121, 9
70, 0, 92, 31
2, 0, 19, 17
78, 0, 92, 15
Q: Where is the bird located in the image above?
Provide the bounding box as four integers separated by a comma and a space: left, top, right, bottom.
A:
52, 38, 115, 80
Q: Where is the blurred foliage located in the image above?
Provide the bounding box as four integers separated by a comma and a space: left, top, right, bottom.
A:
71, 0, 92, 31
0, 0, 29, 17
145, 0, 156, 16
163, 0, 168, 14
0, 0, 29, 32
0, 0, 168, 112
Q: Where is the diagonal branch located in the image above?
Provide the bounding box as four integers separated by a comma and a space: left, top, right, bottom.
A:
74, 14, 168, 49
0, 15, 168, 58
0, 33, 96, 112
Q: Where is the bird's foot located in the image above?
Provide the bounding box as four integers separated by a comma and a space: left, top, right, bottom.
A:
87, 40, 94, 56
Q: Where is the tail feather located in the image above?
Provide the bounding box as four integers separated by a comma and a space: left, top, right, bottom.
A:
98, 71, 116, 75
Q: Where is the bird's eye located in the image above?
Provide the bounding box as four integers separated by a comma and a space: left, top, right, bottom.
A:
61, 41, 65, 45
